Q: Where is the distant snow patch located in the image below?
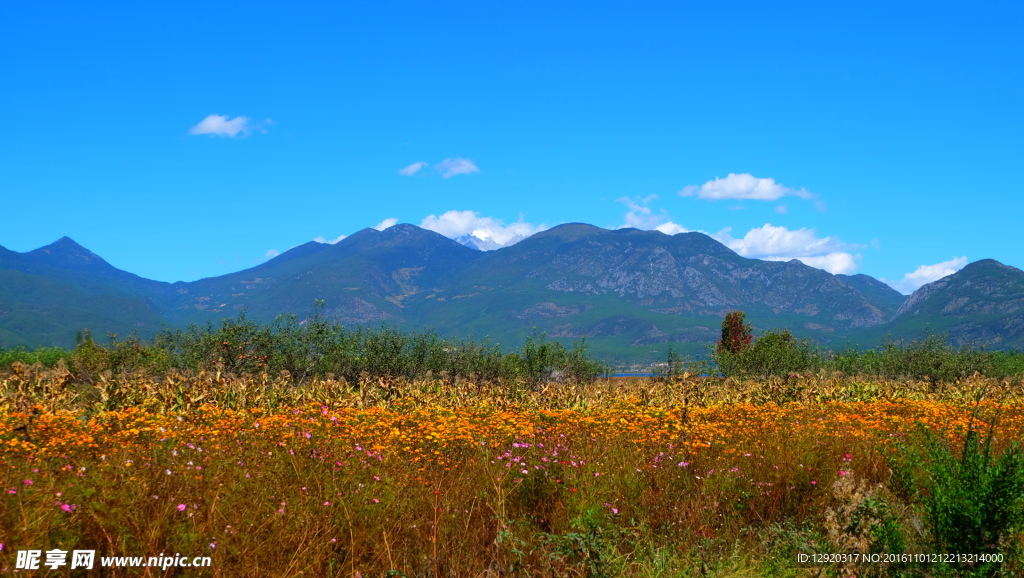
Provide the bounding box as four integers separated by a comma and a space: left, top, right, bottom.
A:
420, 210, 546, 250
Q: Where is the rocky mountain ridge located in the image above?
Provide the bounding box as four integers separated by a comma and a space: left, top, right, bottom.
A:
2, 224, 1022, 356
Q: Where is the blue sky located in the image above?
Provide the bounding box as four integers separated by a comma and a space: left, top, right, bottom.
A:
2, 1, 1021, 293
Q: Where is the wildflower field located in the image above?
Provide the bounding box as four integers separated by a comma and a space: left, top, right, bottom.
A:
2, 364, 1024, 576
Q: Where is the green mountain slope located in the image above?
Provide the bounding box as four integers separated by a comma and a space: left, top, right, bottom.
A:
883, 259, 1024, 348
0, 237, 175, 315
5, 225, 1023, 357
0, 268, 167, 347
410, 225, 900, 355
160, 224, 482, 327
835, 273, 906, 319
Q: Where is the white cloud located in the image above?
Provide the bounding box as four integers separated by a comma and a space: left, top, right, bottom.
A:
617, 195, 660, 229
885, 256, 968, 295
792, 253, 859, 274
714, 224, 843, 258
655, 222, 690, 235
374, 218, 398, 231
680, 173, 821, 209
188, 114, 268, 138
616, 196, 690, 235
420, 210, 547, 250
399, 161, 428, 176
713, 223, 860, 274
313, 234, 346, 244
264, 249, 280, 259
435, 157, 480, 178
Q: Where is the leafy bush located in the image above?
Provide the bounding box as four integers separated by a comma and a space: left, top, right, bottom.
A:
0, 309, 606, 387
831, 331, 995, 385
535, 508, 634, 578
705, 312, 1024, 382
713, 328, 824, 379
891, 422, 1024, 576
508, 331, 607, 387
0, 345, 69, 368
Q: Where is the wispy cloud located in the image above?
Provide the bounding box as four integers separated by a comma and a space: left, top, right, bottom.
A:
616, 196, 690, 235
435, 157, 480, 179
313, 234, 346, 244
264, 249, 280, 259
681, 173, 823, 210
399, 161, 428, 176
420, 210, 546, 250
884, 256, 968, 295
713, 223, 860, 274
188, 114, 270, 138
655, 222, 690, 235
374, 218, 398, 231
792, 253, 859, 275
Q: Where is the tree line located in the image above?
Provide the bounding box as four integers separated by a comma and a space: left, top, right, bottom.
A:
695, 310, 1024, 383
2, 308, 1023, 384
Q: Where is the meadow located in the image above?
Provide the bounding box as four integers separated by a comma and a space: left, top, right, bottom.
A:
3, 359, 1024, 577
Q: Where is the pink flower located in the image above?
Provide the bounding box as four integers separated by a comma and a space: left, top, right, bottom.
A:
839, 470, 847, 476
177, 504, 187, 511
811, 481, 817, 485
23, 479, 33, 485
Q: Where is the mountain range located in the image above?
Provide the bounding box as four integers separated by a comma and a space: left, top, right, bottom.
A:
2, 224, 1023, 360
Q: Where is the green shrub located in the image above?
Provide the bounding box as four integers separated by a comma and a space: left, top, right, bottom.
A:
513, 330, 606, 387
892, 422, 1024, 576
1, 308, 607, 387
713, 329, 824, 379
536, 508, 632, 578
831, 331, 1000, 385
0, 345, 71, 369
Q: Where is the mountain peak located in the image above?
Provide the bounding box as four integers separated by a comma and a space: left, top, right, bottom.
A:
29, 237, 109, 267
49, 236, 87, 249
530, 223, 605, 242
383, 223, 424, 234
959, 258, 1022, 276
892, 258, 1024, 322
